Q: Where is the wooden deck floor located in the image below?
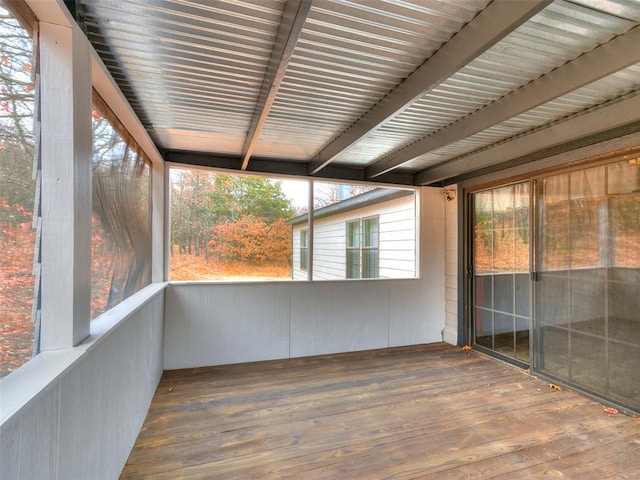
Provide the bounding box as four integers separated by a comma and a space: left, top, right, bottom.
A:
121, 343, 640, 479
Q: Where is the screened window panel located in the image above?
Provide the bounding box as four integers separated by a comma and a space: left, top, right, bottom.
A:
91, 107, 151, 319
169, 167, 307, 281
313, 182, 415, 280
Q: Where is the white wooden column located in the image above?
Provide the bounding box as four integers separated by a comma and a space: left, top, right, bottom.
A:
39, 21, 92, 349
152, 159, 166, 283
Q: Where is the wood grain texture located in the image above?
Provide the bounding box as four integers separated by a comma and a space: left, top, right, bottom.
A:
120, 344, 640, 479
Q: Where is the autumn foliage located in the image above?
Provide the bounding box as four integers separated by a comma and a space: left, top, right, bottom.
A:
209, 216, 291, 264
0, 217, 34, 377
0, 9, 36, 377
170, 169, 297, 281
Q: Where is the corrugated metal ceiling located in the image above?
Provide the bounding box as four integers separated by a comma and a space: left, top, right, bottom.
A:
78, 0, 640, 185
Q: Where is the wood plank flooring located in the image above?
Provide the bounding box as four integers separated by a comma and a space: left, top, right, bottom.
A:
120, 343, 640, 479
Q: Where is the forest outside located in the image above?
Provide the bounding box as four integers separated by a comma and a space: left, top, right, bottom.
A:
0, 5, 36, 378
169, 168, 308, 281
1, 3, 152, 376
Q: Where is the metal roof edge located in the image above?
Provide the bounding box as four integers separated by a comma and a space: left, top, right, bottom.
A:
287, 188, 414, 225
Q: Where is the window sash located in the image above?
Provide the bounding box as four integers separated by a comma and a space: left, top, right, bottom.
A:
346, 220, 360, 248
346, 249, 361, 279
362, 217, 379, 248
300, 229, 308, 271
346, 216, 379, 279
362, 247, 379, 278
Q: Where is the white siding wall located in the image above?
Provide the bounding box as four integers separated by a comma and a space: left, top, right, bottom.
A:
0, 286, 165, 480
443, 185, 459, 346
379, 197, 417, 278
292, 194, 416, 280
164, 188, 445, 369
312, 215, 346, 279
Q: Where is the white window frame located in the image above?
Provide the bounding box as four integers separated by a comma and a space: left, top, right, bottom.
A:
346, 215, 379, 279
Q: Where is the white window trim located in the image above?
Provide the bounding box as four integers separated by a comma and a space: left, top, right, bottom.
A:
346, 215, 380, 279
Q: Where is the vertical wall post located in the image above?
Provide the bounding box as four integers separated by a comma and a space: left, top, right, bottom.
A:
39, 21, 92, 349
152, 159, 166, 283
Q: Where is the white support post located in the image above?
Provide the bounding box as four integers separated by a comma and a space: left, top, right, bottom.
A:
152, 159, 166, 283
39, 21, 92, 350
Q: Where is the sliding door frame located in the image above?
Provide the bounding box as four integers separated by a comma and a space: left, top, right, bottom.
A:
465, 180, 533, 368
461, 150, 640, 414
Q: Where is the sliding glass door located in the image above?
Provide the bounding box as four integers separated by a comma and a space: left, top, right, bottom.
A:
470, 158, 640, 411
536, 161, 640, 411
472, 182, 530, 363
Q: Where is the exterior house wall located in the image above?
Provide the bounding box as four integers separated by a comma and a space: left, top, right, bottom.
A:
291, 194, 417, 280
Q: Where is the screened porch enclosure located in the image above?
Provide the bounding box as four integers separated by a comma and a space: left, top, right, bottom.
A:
470, 158, 640, 412
3, 0, 640, 478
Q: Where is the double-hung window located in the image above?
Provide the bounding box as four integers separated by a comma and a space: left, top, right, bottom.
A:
346, 216, 379, 279
300, 229, 309, 271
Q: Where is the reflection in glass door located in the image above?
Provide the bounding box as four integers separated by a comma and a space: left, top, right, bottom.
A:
536, 161, 640, 411
472, 183, 530, 363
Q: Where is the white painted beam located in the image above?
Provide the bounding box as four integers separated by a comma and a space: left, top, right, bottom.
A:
241, 0, 312, 170
40, 22, 92, 349
368, 24, 640, 179
415, 91, 640, 185
307, 0, 551, 175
